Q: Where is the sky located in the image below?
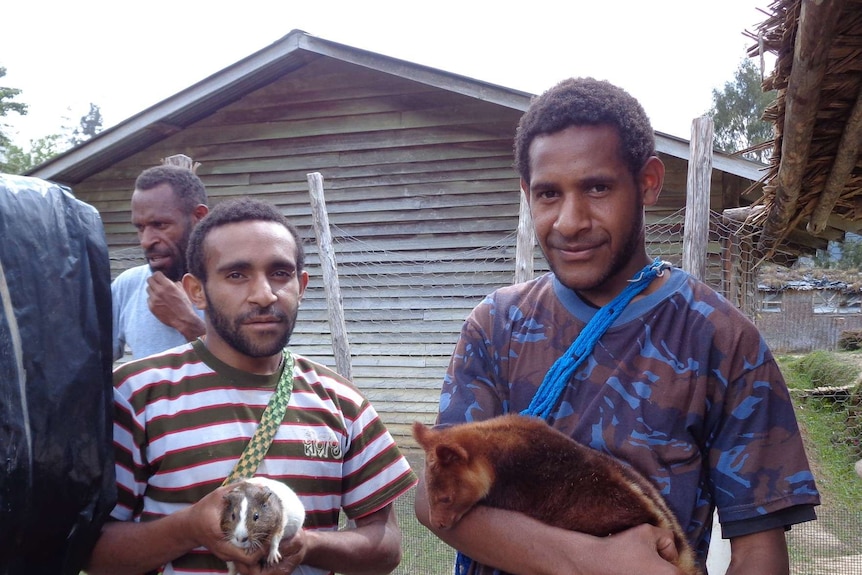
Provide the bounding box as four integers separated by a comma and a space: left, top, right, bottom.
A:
1, 0, 774, 147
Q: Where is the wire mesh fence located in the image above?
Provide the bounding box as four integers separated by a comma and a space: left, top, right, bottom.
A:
390, 485, 862, 575
110, 206, 862, 573
788, 508, 862, 575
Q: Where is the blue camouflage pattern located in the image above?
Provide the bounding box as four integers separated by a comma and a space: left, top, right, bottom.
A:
437, 268, 820, 572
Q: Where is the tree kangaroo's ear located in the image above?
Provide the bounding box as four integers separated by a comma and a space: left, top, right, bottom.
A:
411, 421, 434, 449
435, 442, 469, 467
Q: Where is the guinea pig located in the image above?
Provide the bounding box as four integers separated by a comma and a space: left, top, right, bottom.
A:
221, 476, 306, 575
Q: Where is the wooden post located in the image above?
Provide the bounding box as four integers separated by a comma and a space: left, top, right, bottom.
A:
514, 189, 535, 284
683, 116, 714, 281
306, 172, 352, 380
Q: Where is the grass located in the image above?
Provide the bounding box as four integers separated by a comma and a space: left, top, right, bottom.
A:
777, 350, 862, 512
777, 350, 862, 572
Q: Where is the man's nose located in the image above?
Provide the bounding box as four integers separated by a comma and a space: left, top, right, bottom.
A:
248, 275, 278, 306
552, 193, 590, 236
139, 227, 159, 249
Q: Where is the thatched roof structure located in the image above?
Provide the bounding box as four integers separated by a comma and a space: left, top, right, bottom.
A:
745, 0, 862, 257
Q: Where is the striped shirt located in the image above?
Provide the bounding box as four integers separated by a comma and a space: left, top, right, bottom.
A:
112, 339, 417, 575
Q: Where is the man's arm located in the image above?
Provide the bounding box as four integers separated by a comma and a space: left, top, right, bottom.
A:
263, 504, 402, 575
725, 528, 789, 575
87, 486, 253, 575
414, 474, 685, 575
147, 272, 206, 341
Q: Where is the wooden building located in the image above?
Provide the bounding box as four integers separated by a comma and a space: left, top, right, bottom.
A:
30, 30, 767, 445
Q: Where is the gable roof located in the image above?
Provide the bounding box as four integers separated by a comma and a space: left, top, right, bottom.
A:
746, 0, 862, 253
30, 29, 762, 187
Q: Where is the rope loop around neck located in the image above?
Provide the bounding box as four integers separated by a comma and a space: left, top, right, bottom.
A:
521, 258, 671, 421
454, 259, 671, 575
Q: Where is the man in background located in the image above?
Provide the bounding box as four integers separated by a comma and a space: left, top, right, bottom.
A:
112, 160, 208, 360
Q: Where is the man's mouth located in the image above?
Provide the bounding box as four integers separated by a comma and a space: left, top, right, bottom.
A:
146, 253, 171, 267
552, 243, 602, 260
243, 314, 286, 328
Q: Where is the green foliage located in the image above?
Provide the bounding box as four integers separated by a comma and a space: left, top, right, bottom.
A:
68, 103, 103, 147
1, 134, 64, 175
709, 59, 776, 163
0, 103, 103, 174
787, 350, 862, 388
778, 352, 862, 511
0, 66, 29, 152
812, 236, 862, 270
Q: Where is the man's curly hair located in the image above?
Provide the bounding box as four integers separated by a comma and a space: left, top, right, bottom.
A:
135, 165, 208, 212
514, 78, 656, 183
186, 197, 305, 282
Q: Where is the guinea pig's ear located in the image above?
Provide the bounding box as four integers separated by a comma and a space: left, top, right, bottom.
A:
435, 442, 469, 467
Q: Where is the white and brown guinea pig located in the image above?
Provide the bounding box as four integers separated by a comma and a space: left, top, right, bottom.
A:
221, 476, 306, 575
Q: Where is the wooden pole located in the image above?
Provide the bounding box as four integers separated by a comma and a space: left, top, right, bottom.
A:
306, 172, 352, 380
759, 0, 843, 249
514, 190, 535, 284
682, 115, 714, 281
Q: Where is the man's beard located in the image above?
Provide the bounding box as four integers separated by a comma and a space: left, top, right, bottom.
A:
551, 202, 645, 294
205, 291, 296, 358
157, 250, 187, 282
146, 224, 192, 281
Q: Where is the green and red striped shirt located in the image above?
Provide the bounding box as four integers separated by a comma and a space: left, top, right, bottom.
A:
112, 339, 416, 575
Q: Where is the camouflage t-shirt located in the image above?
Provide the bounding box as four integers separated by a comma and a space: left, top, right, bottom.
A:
437, 268, 820, 572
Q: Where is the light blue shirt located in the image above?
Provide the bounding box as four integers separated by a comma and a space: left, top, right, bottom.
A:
111, 264, 204, 361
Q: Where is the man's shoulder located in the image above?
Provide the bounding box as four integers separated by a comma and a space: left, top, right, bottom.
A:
113, 342, 201, 385
112, 264, 151, 286
291, 353, 368, 406
480, 272, 556, 307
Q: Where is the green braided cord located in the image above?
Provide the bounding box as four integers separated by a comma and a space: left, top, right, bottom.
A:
222, 349, 294, 486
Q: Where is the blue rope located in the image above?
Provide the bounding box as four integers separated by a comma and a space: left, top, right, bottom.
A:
520, 257, 671, 421
454, 258, 670, 575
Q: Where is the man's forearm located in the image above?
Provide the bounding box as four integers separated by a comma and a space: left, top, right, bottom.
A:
725, 529, 789, 575
414, 479, 684, 575
87, 514, 198, 575
175, 312, 206, 341
300, 507, 402, 575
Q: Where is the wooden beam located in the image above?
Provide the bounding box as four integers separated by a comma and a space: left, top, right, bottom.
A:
306, 172, 353, 380
807, 86, 862, 234
683, 116, 714, 280
514, 188, 535, 284
759, 0, 843, 250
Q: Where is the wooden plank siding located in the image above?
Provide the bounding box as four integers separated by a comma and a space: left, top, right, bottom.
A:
76, 56, 526, 446
53, 37, 765, 449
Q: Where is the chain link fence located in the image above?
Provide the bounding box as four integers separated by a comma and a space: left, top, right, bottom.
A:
111, 206, 862, 573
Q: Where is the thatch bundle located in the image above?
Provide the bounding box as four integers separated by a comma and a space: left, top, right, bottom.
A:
744, 0, 862, 253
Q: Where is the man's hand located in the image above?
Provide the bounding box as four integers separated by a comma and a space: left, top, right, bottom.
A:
147, 271, 205, 340
186, 486, 270, 569
230, 529, 308, 575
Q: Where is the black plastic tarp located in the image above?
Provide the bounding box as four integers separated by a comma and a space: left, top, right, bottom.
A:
0, 174, 115, 575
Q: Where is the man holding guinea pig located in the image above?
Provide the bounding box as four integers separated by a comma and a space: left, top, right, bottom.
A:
88, 197, 417, 575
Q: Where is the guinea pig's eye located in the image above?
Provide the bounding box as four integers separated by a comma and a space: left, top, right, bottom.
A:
253, 512, 259, 521
231, 512, 236, 521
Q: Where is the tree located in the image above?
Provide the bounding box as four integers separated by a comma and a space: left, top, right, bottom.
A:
68, 103, 103, 147
709, 59, 776, 163
1, 102, 104, 174
1, 134, 64, 175
0, 66, 28, 153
